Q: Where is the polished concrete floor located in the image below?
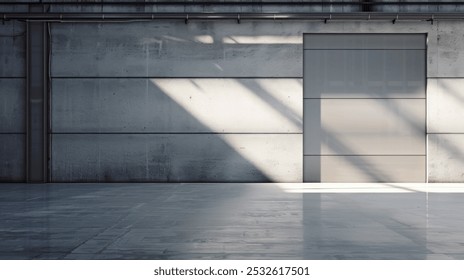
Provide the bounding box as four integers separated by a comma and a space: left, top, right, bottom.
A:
1, 183, 464, 260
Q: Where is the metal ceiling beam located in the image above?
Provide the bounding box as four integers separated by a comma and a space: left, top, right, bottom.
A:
2, 12, 464, 22
2, 1, 464, 6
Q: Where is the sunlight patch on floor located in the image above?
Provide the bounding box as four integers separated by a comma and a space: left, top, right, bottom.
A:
276, 183, 464, 193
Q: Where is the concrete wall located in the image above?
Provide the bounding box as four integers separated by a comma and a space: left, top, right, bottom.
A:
3, 1, 464, 182
0, 20, 26, 182
51, 22, 302, 77
426, 22, 464, 182
47, 18, 464, 182
428, 79, 464, 182
50, 22, 303, 182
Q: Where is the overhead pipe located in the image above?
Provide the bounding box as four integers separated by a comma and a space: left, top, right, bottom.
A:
2, 12, 464, 22
2, 1, 464, 6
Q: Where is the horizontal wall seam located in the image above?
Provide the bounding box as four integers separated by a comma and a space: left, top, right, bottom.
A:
51, 76, 304, 79
304, 48, 426, 50
0, 132, 26, 134
0, 77, 26, 79
50, 132, 303, 135
303, 97, 426, 100
304, 154, 427, 156
427, 132, 464, 134
49, 180, 284, 184
427, 77, 464, 79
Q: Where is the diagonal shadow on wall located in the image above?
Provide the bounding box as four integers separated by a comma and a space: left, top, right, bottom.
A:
51, 78, 282, 182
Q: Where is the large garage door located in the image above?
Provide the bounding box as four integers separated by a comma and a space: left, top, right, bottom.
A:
303, 34, 426, 182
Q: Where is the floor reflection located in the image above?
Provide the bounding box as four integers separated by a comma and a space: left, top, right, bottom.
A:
0, 183, 463, 259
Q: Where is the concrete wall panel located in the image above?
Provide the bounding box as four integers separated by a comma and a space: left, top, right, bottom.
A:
304, 49, 425, 99
304, 155, 426, 182
303, 33, 426, 182
50, 21, 439, 77
51, 22, 302, 77
0, 20, 25, 182
436, 22, 464, 77
302, 22, 436, 78
51, 78, 302, 133
428, 78, 464, 133
304, 34, 426, 50
428, 134, 464, 182
304, 99, 426, 155
0, 79, 25, 133
0, 22, 26, 77
0, 134, 25, 182
51, 134, 302, 182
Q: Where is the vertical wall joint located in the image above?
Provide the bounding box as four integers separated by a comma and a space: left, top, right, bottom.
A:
26, 4, 49, 183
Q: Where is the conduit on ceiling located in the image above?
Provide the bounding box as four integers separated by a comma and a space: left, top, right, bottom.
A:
2, 12, 464, 23
2, 1, 464, 6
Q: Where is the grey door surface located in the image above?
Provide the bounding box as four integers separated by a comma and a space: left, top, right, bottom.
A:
303, 34, 426, 182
